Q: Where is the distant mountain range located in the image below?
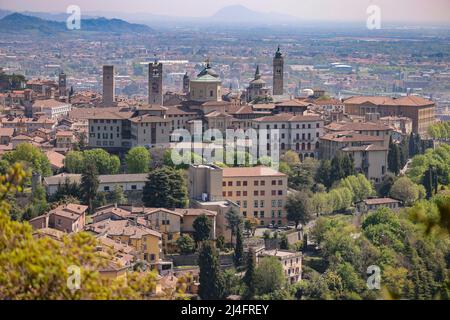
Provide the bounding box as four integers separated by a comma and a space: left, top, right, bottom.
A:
0, 5, 301, 28
211, 5, 299, 24
0, 12, 153, 34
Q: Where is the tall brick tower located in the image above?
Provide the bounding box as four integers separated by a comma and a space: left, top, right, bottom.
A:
273, 45, 284, 96
58, 70, 67, 98
102, 65, 115, 105
148, 60, 163, 105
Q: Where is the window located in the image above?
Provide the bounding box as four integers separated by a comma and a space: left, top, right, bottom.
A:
272, 200, 276, 207
254, 190, 259, 196
278, 190, 283, 196
243, 191, 248, 196
228, 181, 233, 187
236, 191, 241, 196
254, 211, 258, 218
278, 180, 283, 185
272, 180, 276, 186
222, 182, 226, 187
272, 190, 276, 196
278, 200, 283, 207
260, 190, 265, 196
104, 186, 110, 192
254, 200, 259, 208
260, 211, 265, 218
131, 185, 137, 190
243, 201, 247, 208
243, 181, 248, 186
260, 200, 264, 207
223, 191, 226, 197
243, 211, 247, 217
228, 191, 232, 197
254, 180, 259, 186
260, 180, 265, 186
237, 181, 241, 187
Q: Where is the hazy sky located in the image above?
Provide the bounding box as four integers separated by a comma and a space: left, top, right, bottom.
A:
1, 0, 449, 24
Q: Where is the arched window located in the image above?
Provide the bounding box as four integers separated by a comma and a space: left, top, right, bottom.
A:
296, 143, 300, 150
281, 143, 285, 150
301, 143, 305, 150
307, 143, 311, 150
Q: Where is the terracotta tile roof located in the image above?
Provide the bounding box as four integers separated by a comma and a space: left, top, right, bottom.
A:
45, 150, 65, 169
87, 219, 162, 239
325, 122, 392, 131
344, 95, 434, 107
0, 128, 14, 137
33, 99, 69, 108
320, 131, 384, 143
173, 208, 217, 217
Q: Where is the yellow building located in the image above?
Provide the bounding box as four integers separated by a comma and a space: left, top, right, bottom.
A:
189, 165, 288, 227
86, 219, 162, 269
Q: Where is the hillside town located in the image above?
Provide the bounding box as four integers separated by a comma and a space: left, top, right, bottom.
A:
0, 2, 449, 302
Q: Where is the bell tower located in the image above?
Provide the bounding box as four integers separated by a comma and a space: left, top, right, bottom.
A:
273, 45, 284, 96
148, 59, 163, 105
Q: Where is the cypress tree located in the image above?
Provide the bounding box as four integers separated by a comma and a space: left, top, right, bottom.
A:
198, 241, 225, 300
388, 137, 401, 175
243, 248, 257, 299
233, 226, 244, 267
80, 162, 99, 213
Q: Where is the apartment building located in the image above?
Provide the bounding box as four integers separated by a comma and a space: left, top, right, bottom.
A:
86, 219, 162, 267
188, 165, 288, 227
29, 203, 88, 233
32, 99, 72, 119
344, 96, 436, 135
257, 249, 302, 284
1, 116, 56, 134
88, 106, 200, 150
55, 131, 74, 149
88, 110, 134, 149
324, 122, 392, 147
319, 131, 388, 183
252, 113, 324, 159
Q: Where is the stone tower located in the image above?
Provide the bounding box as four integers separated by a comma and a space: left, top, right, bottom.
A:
273, 45, 284, 96
148, 61, 163, 105
58, 70, 67, 98
102, 65, 115, 105
183, 72, 190, 95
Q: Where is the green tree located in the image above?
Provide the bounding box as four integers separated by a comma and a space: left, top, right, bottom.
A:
244, 217, 258, 237
233, 226, 244, 267
106, 185, 127, 204
390, 176, 423, 206
3, 143, 51, 177
286, 191, 314, 229
316, 159, 332, 189
254, 256, 285, 295
80, 162, 99, 213
125, 146, 151, 173
198, 241, 225, 300
421, 165, 438, 200
243, 248, 257, 299
142, 167, 188, 208
388, 137, 401, 175
64, 151, 85, 173
83, 149, 120, 175
225, 207, 243, 245
176, 234, 195, 255
193, 215, 212, 244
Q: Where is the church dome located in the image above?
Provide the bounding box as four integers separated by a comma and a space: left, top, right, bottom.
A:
197, 61, 219, 78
